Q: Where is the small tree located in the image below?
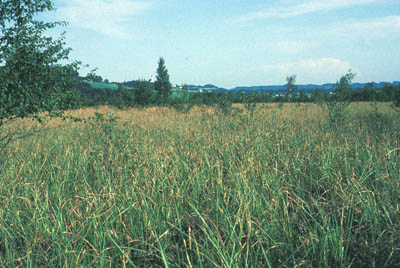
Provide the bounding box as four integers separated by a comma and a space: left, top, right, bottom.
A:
313, 89, 329, 106
335, 70, 355, 102
86, 68, 103, 83
326, 69, 356, 124
242, 91, 258, 118
154, 57, 171, 106
286, 74, 297, 100
134, 80, 154, 106
298, 89, 308, 102
216, 93, 233, 116
0, 0, 80, 128
113, 85, 135, 108
0, 0, 80, 153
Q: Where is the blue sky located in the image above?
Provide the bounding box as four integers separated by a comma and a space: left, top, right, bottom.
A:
46, 0, 400, 88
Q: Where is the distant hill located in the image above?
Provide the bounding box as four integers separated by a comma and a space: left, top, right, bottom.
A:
187, 84, 227, 92
230, 81, 400, 93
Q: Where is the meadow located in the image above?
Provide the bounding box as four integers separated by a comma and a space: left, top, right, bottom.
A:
0, 102, 399, 267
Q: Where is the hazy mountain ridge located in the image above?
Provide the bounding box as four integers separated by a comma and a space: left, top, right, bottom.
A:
232, 81, 400, 92
186, 81, 400, 92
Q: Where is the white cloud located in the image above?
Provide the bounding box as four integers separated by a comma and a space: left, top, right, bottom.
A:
57, 0, 151, 38
331, 16, 400, 40
261, 58, 358, 83
235, 0, 378, 23
276, 41, 319, 54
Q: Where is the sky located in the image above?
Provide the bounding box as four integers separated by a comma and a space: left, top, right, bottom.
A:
44, 0, 400, 88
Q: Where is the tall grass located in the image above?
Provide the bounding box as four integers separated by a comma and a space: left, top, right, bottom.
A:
1, 103, 399, 267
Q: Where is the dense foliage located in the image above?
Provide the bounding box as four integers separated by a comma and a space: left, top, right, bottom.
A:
0, 0, 80, 127
134, 80, 155, 106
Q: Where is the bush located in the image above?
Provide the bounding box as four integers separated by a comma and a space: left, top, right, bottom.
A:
326, 70, 356, 125
241, 91, 258, 118
114, 86, 135, 108
134, 80, 154, 106
215, 93, 233, 116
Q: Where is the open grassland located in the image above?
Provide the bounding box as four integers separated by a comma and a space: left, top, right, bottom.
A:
1, 103, 399, 267
86, 81, 120, 90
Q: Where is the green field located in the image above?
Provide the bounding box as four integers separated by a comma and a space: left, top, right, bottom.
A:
1, 103, 399, 267
86, 81, 120, 90
170, 87, 199, 99
86, 81, 134, 91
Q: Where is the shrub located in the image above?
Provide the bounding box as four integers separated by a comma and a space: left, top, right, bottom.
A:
326, 70, 356, 125
134, 80, 154, 106
215, 93, 233, 116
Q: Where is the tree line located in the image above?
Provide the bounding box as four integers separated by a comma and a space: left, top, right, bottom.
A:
76, 78, 400, 108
